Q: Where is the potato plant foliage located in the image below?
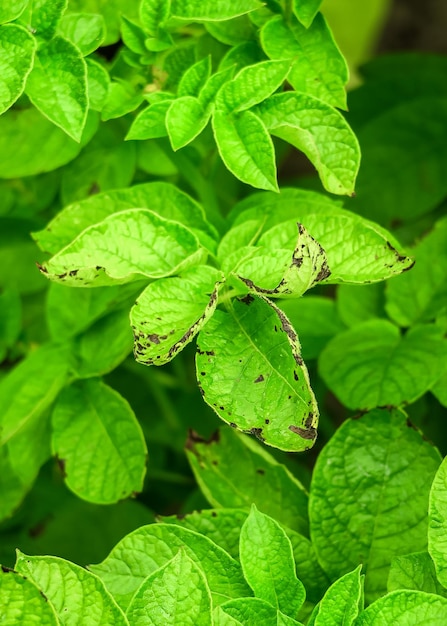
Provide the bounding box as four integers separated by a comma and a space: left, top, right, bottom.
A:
1, 0, 447, 623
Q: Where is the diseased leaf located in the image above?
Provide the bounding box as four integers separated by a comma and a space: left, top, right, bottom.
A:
86, 58, 110, 111
253, 92, 360, 195
30, 0, 67, 40
213, 109, 278, 191
166, 96, 209, 150
186, 426, 309, 535
230, 189, 414, 284
131, 265, 223, 366
126, 100, 170, 140
34, 181, 217, 255
0, 24, 36, 115
309, 409, 442, 602
292, 0, 322, 28
196, 295, 318, 452
0, 0, 29, 23
319, 320, 447, 410
386, 216, 447, 327
313, 566, 363, 626
216, 60, 290, 112
58, 12, 106, 55
25, 36, 88, 142
0, 107, 98, 178
234, 222, 331, 298
0, 568, 59, 625
388, 552, 447, 598
15, 552, 128, 625
261, 14, 348, 109
89, 524, 251, 609
170, 0, 262, 22
126, 550, 212, 626
39, 209, 205, 287
51, 379, 147, 504
356, 590, 447, 626
240, 506, 305, 617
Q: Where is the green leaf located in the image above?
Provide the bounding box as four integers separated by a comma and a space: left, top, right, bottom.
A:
89, 523, 251, 609
64, 0, 139, 46
240, 506, 305, 617
39, 209, 205, 287
29, 0, 68, 40
86, 58, 110, 111
292, 0, 322, 28
46, 281, 143, 341
101, 81, 144, 121
319, 321, 447, 410
285, 528, 330, 605
206, 15, 254, 46
219, 40, 266, 73
161, 509, 249, 561
166, 96, 209, 150
352, 98, 447, 224
120, 15, 146, 54
356, 590, 447, 626
309, 408, 442, 602
215, 597, 303, 626
253, 92, 360, 195
230, 189, 413, 284
15, 552, 128, 625
126, 100, 170, 140
58, 12, 106, 55
261, 14, 348, 109
186, 427, 309, 535
337, 283, 385, 328
34, 181, 216, 256
388, 552, 447, 598
72, 308, 134, 377
199, 65, 236, 109
0, 343, 71, 448
217, 60, 290, 113
313, 566, 363, 626
0, 24, 36, 115
0, 0, 29, 23
0, 107, 98, 178
178, 55, 211, 97
0, 289, 21, 360
428, 455, 447, 589
60, 125, 136, 205
139, 0, 170, 36
0, 567, 59, 624
196, 295, 318, 451
234, 222, 330, 298
51, 379, 147, 504
212, 109, 278, 191
432, 372, 447, 408
126, 550, 212, 625
170, 0, 262, 22
278, 296, 345, 360
386, 217, 447, 327
25, 36, 88, 142
131, 265, 224, 366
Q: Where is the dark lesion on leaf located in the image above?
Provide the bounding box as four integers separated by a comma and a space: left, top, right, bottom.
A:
229, 422, 237, 428
239, 293, 254, 305
185, 428, 220, 451
254, 374, 264, 383
256, 468, 265, 475
289, 424, 317, 441
249, 427, 265, 442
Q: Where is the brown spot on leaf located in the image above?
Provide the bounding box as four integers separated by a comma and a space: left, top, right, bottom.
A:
289, 424, 317, 441
256, 468, 265, 475
254, 374, 264, 383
